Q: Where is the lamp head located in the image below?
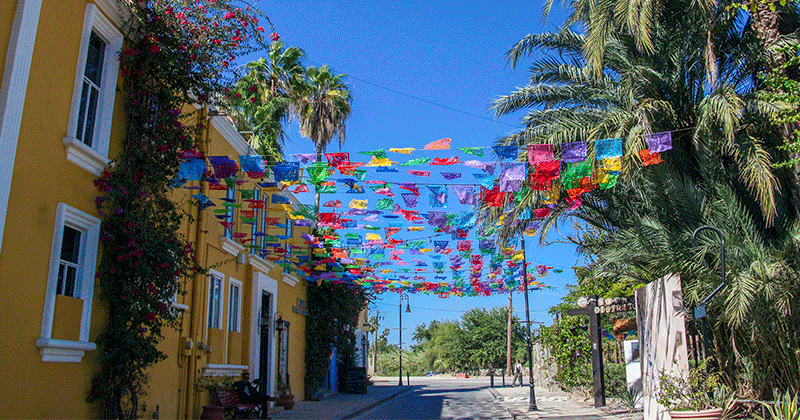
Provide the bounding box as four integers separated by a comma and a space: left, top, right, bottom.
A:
405, 303, 411, 313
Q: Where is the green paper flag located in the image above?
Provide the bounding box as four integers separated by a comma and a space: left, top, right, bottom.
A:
458, 146, 484, 156
307, 162, 334, 184
399, 157, 431, 166
354, 169, 367, 181
359, 149, 387, 160
376, 198, 394, 210
224, 177, 238, 188
318, 185, 337, 194
562, 160, 593, 188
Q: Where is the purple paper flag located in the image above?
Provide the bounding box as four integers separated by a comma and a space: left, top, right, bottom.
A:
452, 185, 475, 205
561, 141, 588, 163
500, 163, 525, 192
441, 172, 462, 180
292, 153, 317, 163
402, 192, 419, 208
209, 156, 238, 179
644, 131, 673, 153
428, 211, 446, 227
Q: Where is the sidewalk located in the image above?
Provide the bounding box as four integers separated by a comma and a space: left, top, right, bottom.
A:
488, 383, 643, 420
269, 381, 413, 420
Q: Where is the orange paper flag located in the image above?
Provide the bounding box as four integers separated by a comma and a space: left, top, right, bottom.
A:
423, 138, 451, 150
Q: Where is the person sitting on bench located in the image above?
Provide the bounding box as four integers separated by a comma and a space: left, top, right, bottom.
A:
232, 372, 276, 418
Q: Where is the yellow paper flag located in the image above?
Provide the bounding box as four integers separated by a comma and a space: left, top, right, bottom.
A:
365, 233, 382, 241
389, 148, 415, 154
407, 226, 424, 232
364, 156, 396, 167
348, 199, 368, 209
602, 157, 622, 172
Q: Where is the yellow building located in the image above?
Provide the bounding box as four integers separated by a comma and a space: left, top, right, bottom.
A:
0, 1, 309, 418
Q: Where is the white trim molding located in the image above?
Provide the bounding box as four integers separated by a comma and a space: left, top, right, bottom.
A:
39, 203, 101, 362
63, 3, 122, 174
248, 254, 274, 274
62, 136, 112, 176
0, 0, 43, 254
281, 273, 300, 287
35, 338, 97, 363
203, 364, 249, 377
210, 116, 251, 156
219, 235, 245, 257
249, 271, 278, 396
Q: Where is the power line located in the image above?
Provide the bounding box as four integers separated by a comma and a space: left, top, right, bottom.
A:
304, 59, 519, 128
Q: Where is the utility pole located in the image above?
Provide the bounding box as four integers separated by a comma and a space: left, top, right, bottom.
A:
520, 236, 538, 411
506, 292, 513, 376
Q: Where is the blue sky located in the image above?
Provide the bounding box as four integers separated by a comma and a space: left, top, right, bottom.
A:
250, 1, 580, 347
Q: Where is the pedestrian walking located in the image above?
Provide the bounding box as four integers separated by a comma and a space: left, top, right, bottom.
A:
512, 359, 523, 386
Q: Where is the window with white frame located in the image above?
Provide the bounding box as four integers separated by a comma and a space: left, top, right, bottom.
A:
208, 272, 223, 329
251, 188, 259, 255
283, 217, 293, 274
225, 185, 236, 239
56, 225, 82, 297
37, 203, 101, 362
228, 280, 241, 333
63, 4, 123, 176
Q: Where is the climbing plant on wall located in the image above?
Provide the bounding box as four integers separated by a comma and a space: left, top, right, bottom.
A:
304, 274, 372, 399
89, 2, 270, 418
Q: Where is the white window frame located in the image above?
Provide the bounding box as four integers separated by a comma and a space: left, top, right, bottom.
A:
228, 279, 242, 333
62, 3, 122, 176
36, 203, 101, 362
207, 269, 224, 330
283, 217, 293, 274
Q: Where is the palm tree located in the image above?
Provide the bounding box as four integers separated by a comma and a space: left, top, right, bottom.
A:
227, 41, 306, 162
488, 0, 800, 397
295, 65, 352, 212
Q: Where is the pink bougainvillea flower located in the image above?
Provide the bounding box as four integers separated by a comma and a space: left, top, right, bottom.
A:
250, 97, 257, 103
256, 26, 264, 32
224, 11, 236, 19
270, 32, 280, 41
149, 44, 160, 54
144, 312, 157, 322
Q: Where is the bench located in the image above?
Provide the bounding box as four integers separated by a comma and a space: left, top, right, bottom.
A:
215, 388, 260, 419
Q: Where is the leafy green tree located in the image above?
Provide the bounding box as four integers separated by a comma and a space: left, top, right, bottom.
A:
227, 42, 306, 162
490, 0, 800, 398
296, 65, 353, 212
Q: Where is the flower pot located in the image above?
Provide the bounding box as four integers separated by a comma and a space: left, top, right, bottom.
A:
669, 408, 724, 420
275, 395, 295, 410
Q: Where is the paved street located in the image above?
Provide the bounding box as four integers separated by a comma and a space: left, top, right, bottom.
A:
351, 376, 514, 419
270, 375, 642, 420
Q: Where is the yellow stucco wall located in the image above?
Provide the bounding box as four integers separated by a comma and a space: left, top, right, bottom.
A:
0, 1, 124, 418
0, 2, 311, 417
0, 1, 17, 82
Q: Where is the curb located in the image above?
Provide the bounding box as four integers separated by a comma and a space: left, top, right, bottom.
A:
338, 386, 416, 420
488, 387, 532, 420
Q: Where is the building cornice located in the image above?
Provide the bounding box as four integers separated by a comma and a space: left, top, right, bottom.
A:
248, 254, 274, 274
219, 236, 245, 257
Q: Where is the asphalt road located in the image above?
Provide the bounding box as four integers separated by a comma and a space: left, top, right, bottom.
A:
351, 376, 514, 420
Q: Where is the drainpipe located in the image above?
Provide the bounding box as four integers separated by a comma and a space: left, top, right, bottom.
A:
185, 105, 210, 419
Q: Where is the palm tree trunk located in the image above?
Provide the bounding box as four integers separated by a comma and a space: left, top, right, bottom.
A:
750, 2, 800, 210
314, 147, 322, 215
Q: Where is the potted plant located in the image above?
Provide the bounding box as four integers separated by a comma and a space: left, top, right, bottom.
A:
656, 367, 733, 420
275, 375, 295, 410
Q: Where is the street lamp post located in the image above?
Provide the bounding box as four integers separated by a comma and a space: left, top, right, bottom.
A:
398, 293, 411, 386
520, 237, 538, 411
